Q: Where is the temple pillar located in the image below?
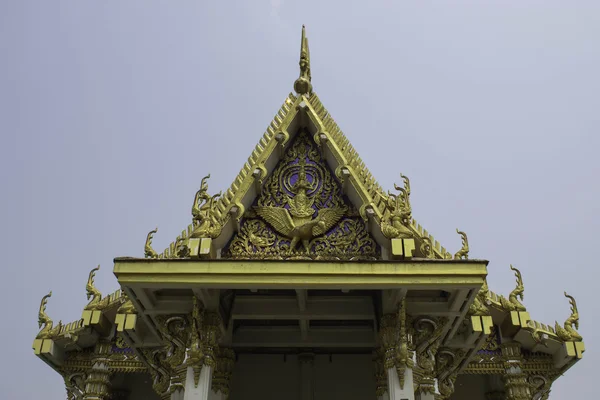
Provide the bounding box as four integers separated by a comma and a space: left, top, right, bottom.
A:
387, 366, 415, 400
167, 366, 186, 400
182, 309, 223, 400
298, 352, 315, 400
415, 388, 435, 400
211, 348, 235, 400
413, 317, 445, 400
374, 349, 390, 400
82, 357, 111, 400
379, 298, 416, 400
501, 343, 532, 400
183, 365, 214, 400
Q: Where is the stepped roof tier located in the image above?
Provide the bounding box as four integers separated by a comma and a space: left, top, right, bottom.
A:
33, 26, 584, 400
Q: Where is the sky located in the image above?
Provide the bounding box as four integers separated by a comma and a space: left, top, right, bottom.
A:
1, 0, 598, 398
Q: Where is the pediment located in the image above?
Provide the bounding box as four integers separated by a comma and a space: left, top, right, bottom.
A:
150, 92, 461, 261
221, 130, 380, 260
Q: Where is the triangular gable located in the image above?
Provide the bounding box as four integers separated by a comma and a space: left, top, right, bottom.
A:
221, 130, 380, 260
154, 92, 456, 261
150, 26, 459, 260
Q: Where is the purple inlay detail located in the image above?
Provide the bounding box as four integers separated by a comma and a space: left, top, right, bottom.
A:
112, 345, 134, 354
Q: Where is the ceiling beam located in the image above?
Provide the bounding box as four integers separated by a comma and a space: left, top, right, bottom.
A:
231, 296, 375, 320
232, 327, 375, 348
296, 290, 309, 340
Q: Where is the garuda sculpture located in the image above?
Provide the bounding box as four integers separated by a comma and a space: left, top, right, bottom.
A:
255, 156, 346, 252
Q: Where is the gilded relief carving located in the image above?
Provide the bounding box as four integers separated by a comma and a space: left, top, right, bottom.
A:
223, 132, 379, 260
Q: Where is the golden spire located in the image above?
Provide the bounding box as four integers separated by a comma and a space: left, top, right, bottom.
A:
293, 25, 312, 95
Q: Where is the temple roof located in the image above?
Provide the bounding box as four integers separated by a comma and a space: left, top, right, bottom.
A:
33, 26, 584, 390
152, 27, 458, 262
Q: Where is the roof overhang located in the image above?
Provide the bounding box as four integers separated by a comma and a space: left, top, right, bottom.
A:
114, 258, 488, 289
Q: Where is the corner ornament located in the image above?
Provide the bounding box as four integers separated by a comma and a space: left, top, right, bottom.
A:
190, 174, 223, 239
453, 229, 469, 259
144, 227, 158, 258
84, 265, 110, 311
36, 291, 62, 339
468, 279, 490, 316
381, 174, 413, 239
500, 265, 526, 312
555, 292, 582, 342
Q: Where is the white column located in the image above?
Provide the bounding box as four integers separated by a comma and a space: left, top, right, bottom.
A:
207, 390, 225, 400
415, 391, 435, 400
170, 388, 184, 400
387, 367, 415, 400
298, 353, 315, 400
183, 366, 214, 400
378, 392, 391, 400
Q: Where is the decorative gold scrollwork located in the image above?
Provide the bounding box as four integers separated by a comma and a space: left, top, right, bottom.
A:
223, 132, 379, 260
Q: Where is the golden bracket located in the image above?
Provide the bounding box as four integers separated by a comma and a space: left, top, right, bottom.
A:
501, 310, 531, 338
252, 164, 268, 195
81, 309, 111, 336
33, 338, 64, 366
466, 315, 493, 346
115, 313, 138, 333
359, 203, 376, 233
335, 165, 352, 194
229, 202, 245, 233
555, 340, 585, 368
188, 237, 216, 259
390, 238, 416, 260
275, 131, 288, 157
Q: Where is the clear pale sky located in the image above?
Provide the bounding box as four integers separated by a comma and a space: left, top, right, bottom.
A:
1, 1, 598, 398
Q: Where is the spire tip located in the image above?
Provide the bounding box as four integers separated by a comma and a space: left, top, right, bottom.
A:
294, 25, 312, 96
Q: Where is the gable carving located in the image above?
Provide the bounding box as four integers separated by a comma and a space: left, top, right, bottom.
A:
222, 131, 380, 260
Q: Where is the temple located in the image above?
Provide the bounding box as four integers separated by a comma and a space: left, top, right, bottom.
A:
33, 26, 584, 400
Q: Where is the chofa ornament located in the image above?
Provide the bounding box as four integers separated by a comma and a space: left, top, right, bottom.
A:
555, 292, 582, 342
190, 175, 223, 239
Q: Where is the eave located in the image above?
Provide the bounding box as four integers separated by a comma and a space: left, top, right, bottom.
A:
114, 257, 488, 288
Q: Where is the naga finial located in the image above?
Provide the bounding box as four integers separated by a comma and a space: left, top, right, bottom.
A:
36, 291, 62, 339
192, 175, 212, 227
469, 279, 490, 316
380, 174, 413, 239
85, 265, 110, 311
86, 265, 100, 301
555, 291, 582, 342
190, 183, 224, 239
144, 227, 158, 258
453, 229, 469, 259
500, 264, 527, 312
38, 291, 53, 329
511, 265, 524, 295
293, 25, 312, 95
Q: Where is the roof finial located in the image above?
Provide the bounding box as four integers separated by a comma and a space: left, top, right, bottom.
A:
293, 25, 312, 96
